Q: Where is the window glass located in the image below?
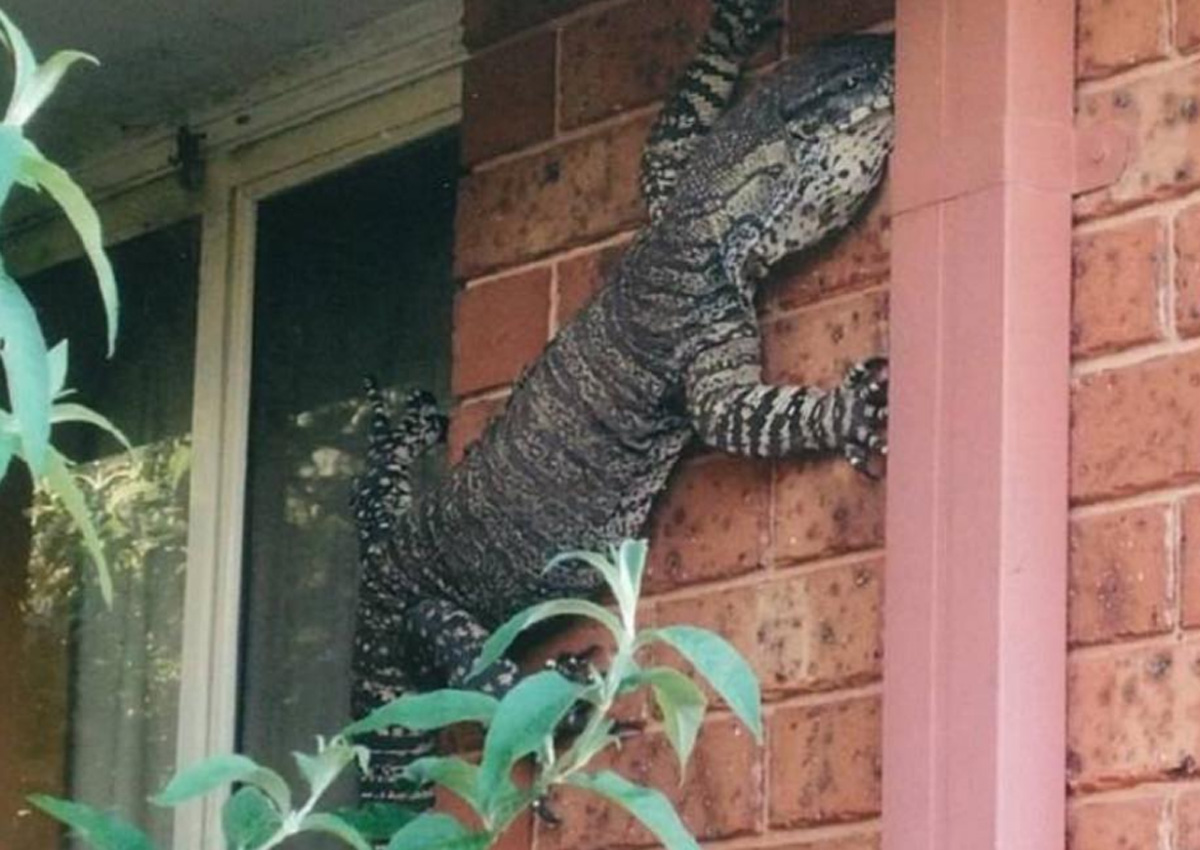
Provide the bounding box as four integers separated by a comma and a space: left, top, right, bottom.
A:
0, 220, 200, 849
236, 129, 458, 823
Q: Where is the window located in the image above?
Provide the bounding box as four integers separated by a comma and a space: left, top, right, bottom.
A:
0, 2, 464, 846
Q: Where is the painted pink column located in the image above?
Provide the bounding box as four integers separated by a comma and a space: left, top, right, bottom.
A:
883, 1, 1073, 849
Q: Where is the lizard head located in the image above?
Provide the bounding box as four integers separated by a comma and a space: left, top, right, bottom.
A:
779, 34, 895, 144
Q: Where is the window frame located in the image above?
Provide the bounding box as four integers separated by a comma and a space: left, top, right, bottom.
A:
3, 2, 464, 847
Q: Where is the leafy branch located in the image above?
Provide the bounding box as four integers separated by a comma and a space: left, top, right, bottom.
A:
0, 8, 127, 603
31, 539, 763, 850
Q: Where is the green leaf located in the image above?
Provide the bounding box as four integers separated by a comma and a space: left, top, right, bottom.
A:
27, 795, 156, 850
0, 10, 38, 118
566, 771, 699, 850
51, 402, 132, 452
615, 539, 649, 602
470, 599, 622, 679
477, 671, 583, 807
299, 813, 371, 850
638, 626, 762, 742
16, 138, 118, 355
383, 813, 489, 850
342, 690, 499, 738
293, 739, 360, 797
404, 757, 482, 814
332, 803, 418, 843
221, 786, 281, 850
153, 753, 265, 807
546, 550, 623, 605
638, 668, 706, 775
7, 49, 97, 127
0, 268, 50, 473
47, 339, 68, 397
244, 767, 292, 816
43, 446, 112, 605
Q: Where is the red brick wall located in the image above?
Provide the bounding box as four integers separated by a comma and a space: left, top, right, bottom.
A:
1069, 0, 1200, 846
450, 1, 892, 847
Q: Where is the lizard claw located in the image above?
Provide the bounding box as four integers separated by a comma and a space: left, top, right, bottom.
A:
839, 357, 888, 479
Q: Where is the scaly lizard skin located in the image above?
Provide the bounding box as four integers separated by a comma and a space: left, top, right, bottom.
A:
351, 0, 894, 805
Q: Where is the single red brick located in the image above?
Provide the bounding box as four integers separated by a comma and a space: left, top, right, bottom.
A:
1181, 495, 1200, 628
788, 0, 894, 48
555, 240, 628, 328
1067, 796, 1167, 850
769, 696, 882, 828
1068, 505, 1173, 645
765, 183, 890, 315
1071, 219, 1165, 357
1178, 0, 1200, 54
1178, 788, 1200, 848
463, 0, 595, 49
1076, 0, 1168, 80
775, 834, 880, 850
775, 460, 885, 565
1066, 641, 1200, 790
452, 269, 551, 396
560, 0, 710, 130
759, 559, 882, 697
463, 31, 556, 166
1176, 204, 1200, 337
643, 455, 770, 593
1075, 67, 1200, 220
762, 289, 889, 387
448, 395, 508, 463
455, 117, 650, 278
537, 718, 763, 850
1070, 351, 1200, 502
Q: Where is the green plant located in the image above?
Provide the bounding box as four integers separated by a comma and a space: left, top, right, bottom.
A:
31, 539, 763, 850
0, 9, 126, 603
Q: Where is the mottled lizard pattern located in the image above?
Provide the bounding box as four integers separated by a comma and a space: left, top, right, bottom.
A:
351, 0, 895, 806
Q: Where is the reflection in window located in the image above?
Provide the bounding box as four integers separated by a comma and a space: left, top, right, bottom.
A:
1, 220, 199, 849
237, 129, 457, 833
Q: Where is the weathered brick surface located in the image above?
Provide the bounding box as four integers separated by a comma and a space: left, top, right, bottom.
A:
1066, 796, 1166, 850
762, 289, 889, 386
1179, 0, 1200, 54
643, 455, 770, 593
462, 31, 557, 166
456, 117, 650, 278
537, 719, 762, 850
1068, 505, 1173, 645
1070, 351, 1200, 502
769, 696, 882, 828
776, 835, 880, 850
1075, 66, 1200, 220
788, 0, 894, 48
1178, 789, 1200, 848
560, 0, 710, 131
1076, 0, 1168, 80
1181, 495, 1200, 629
1067, 641, 1200, 790
555, 240, 628, 327
452, 268, 551, 396
1176, 204, 1200, 337
463, 0, 595, 49
654, 559, 881, 699
1071, 219, 1165, 357
448, 395, 507, 463
775, 460, 885, 565
765, 184, 891, 315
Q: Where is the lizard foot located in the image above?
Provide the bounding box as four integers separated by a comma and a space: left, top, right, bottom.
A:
838, 356, 888, 479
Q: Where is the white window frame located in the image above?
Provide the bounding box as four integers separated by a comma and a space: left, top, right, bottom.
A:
4, 2, 464, 846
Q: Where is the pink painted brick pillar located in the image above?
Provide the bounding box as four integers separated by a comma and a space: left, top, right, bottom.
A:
884, 0, 1073, 848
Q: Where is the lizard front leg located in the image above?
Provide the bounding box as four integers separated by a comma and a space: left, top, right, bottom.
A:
685, 333, 888, 472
